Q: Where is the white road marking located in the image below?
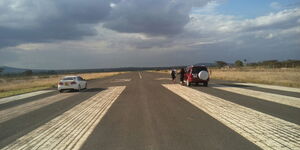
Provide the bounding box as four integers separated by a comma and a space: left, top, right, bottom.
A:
139, 72, 142, 79
234, 83, 300, 93
111, 78, 131, 83
1, 86, 125, 150
0, 93, 76, 123
163, 84, 300, 150
212, 84, 300, 109
0, 90, 54, 105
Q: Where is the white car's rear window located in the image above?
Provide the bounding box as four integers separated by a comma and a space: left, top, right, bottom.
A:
62, 77, 75, 80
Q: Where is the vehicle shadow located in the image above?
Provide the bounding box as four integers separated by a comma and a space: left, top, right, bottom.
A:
60, 88, 107, 93
82, 88, 107, 93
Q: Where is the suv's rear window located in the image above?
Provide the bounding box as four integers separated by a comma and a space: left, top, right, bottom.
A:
62, 77, 75, 80
192, 67, 207, 73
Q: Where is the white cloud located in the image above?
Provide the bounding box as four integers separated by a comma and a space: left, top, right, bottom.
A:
15, 43, 45, 51
187, 8, 300, 34
265, 33, 274, 39
191, 1, 220, 14
242, 8, 300, 30
0, 2, 299, 69
110, 3, 116, 8
270, 2, 282, 10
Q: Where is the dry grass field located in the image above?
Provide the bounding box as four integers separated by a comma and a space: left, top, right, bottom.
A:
150, 67, 300, 88
210, 68, 300, 88
0, 72, 123, 98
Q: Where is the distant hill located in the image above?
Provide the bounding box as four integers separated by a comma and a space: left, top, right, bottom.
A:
0, 66, 48, 74
0, 66, 28, 74
0, 66, 160, 75
0, 63, 215, 75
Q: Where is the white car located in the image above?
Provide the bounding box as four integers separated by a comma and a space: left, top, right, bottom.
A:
58, 76, 87, 92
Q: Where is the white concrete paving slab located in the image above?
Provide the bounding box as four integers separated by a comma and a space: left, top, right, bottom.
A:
163, 84, 300, 150
1, 86, 125, 150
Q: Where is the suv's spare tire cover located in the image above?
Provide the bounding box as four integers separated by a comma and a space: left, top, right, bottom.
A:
198, 71, 209, 80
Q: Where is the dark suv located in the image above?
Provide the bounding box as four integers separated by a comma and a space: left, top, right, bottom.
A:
184, 65, 209, 86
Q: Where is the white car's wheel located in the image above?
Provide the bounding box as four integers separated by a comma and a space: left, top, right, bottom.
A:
198, 71, 209, 80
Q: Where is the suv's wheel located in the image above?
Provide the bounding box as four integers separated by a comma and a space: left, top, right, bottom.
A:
203, 82, 208, 87
59, 90, 63, 93
198, 71, 209, 80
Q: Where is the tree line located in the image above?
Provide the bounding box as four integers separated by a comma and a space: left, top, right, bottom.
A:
0, 69, 58, 77
215, 59, 300, 68
1, 60, 299, 76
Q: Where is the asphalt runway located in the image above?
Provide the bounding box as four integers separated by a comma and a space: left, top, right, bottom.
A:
0, 72, 299, 150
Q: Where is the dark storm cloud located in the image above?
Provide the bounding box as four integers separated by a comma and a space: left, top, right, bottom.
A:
104, 0, 208, 35
53, 0, 111, 24
0, 24, 95, 46
0, 0, 210, 49
0, 0, 111, 48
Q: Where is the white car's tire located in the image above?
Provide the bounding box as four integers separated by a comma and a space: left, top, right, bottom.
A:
198, 71, 209, 80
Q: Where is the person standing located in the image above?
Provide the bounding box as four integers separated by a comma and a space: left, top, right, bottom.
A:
171, 69, 176, 83
179, 68, 185, 85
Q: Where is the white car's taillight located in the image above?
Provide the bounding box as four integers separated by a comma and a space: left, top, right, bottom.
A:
71, 81, 77, 84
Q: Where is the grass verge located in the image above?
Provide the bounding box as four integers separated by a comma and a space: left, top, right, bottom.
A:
0, 86, 53, 99
149, 68, 300, 88
0, 72, 124, 99
210, 68, 300, 88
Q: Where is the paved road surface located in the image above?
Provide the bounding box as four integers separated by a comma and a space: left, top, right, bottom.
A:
0, 72, 299, 150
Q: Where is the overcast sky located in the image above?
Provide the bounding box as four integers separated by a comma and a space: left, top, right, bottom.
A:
0, 0, 300, 69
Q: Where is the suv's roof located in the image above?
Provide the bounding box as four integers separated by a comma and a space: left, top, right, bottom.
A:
186, 65, 208, 73
187, 65, 207, 68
